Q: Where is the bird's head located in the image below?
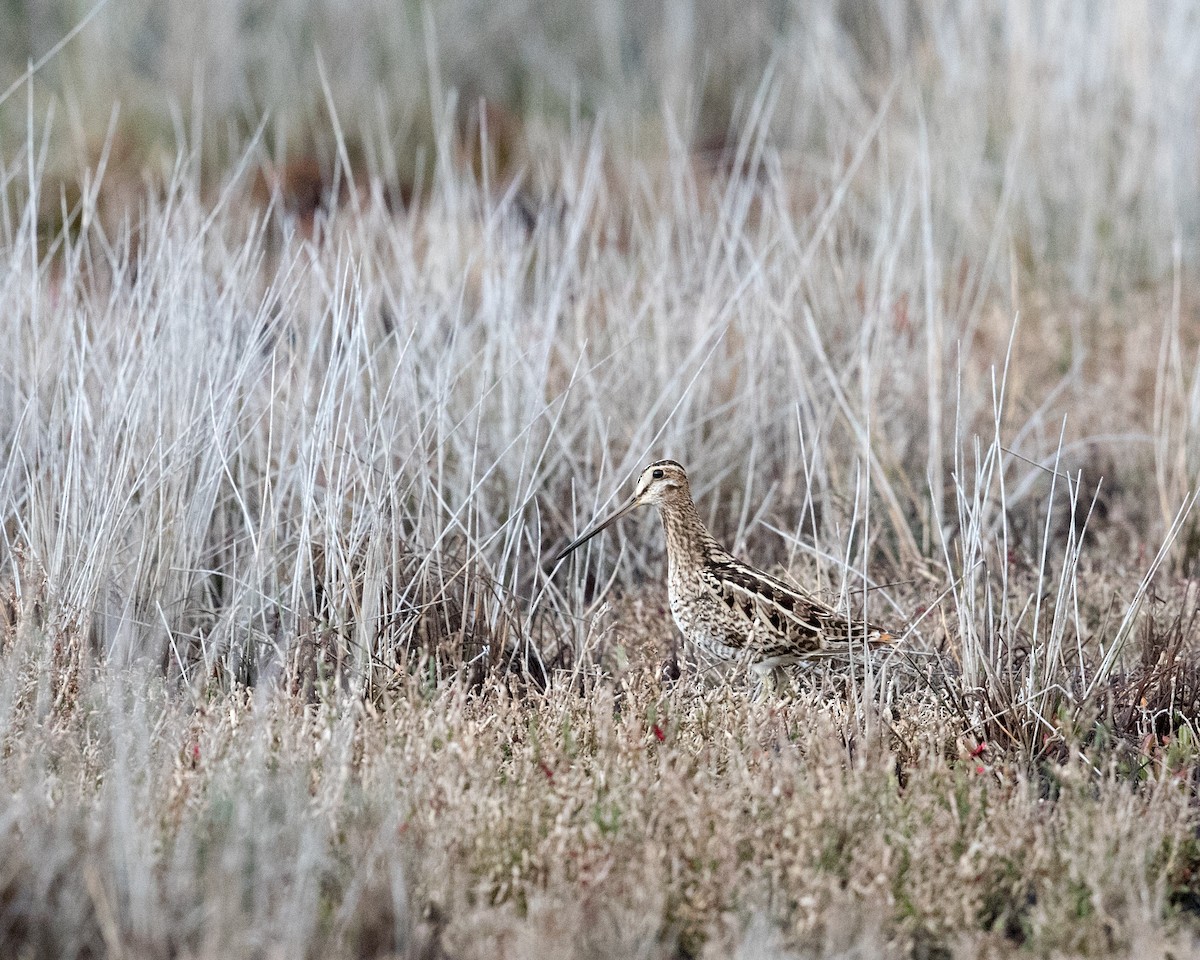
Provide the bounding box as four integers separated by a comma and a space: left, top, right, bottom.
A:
550, 459, 691, 565
630, 460, 690, 507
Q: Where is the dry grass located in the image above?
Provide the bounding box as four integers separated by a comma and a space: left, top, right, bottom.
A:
3, 643, 1199, 960
5, 2, 1200, 957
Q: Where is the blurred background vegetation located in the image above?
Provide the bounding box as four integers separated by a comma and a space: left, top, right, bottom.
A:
4, 0, 1199, 296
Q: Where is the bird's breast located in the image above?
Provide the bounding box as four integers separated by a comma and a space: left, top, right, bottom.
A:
667, 582, 747, 661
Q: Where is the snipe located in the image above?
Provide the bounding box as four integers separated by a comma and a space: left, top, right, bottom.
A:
552, 460, 895, 686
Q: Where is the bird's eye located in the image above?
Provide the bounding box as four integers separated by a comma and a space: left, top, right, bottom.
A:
652, 468, 664, 480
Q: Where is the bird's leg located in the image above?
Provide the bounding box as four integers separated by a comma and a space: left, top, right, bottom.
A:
750, 662, 795, 699
660, 636, 682, 686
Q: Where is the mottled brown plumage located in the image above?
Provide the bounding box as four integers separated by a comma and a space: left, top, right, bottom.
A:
552, 460, 895, 684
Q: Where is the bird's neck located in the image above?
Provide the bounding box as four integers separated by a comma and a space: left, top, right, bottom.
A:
658, 497, 720, 571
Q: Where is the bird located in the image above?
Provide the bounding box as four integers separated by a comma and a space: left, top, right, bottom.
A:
551, 459, 896, 689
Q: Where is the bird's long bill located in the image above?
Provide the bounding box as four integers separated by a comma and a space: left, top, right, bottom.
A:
551, 498, 640, 566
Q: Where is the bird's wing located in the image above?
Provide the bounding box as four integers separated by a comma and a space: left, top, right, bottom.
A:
710, 557, 894, 654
